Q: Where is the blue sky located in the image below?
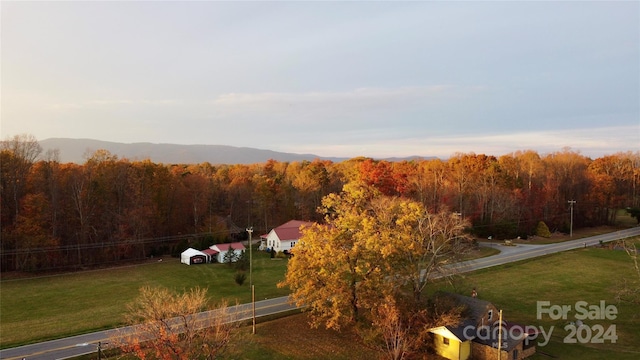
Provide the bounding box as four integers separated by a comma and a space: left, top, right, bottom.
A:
2, 1, 638, 159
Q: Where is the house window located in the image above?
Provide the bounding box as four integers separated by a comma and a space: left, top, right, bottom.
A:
443, 337, 449, 345
291, 241, 295, 248
488, 310, 493, 321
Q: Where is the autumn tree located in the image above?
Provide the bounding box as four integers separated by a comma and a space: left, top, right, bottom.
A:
406, 159, 447, 212
289, 159, 332, 221
372, 197, 472, 303
368, 295, 414, 360
280, 181, 472, 330
543, 148, 590, 229
0, 134, 42, 222
279, 182, 385, 329
586, 153, 638, 224
0, 134, 43, 270
365, 294, 464, 360
116, 286, 239, 360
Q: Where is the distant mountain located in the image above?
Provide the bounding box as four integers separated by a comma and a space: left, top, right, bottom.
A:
38, 138, 436, 165
38, 138, 350, 164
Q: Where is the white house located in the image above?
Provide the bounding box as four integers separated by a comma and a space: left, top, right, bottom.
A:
261, 220, 313, 253
180, 248, 208, 265
209, 242, 245, 263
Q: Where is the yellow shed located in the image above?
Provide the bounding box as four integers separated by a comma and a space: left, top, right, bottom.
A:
429, 325, 474, 360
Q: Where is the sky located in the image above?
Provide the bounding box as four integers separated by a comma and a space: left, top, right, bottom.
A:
2, 1, 639, 159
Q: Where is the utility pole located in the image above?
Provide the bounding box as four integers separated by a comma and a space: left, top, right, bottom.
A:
568, 200, 576, 237
497, 310, 503, 360
97, 341, 107, 360
246, 227, 256, 334
246, 227, 253, 286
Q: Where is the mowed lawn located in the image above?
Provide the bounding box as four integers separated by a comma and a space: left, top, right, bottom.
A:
0, 250, 290, 348
432, 244, 640, 359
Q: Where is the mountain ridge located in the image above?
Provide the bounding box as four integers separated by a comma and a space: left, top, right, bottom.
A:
39, 138, 434, 164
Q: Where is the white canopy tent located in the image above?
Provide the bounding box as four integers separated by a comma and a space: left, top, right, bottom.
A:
180, 248, 208, 265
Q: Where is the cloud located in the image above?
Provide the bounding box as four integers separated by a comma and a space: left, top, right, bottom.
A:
275, 125, 640, 159
49, 99, 183, 110
208, 86, 486, 123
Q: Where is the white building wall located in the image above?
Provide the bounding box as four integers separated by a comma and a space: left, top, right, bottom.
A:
265, 230, 280, 251
279, 240, 297, 252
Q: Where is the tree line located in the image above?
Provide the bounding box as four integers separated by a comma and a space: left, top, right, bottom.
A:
2, 134, 639, 272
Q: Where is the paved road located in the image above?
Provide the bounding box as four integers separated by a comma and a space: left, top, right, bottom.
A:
454, 227, 640, 273
0, 296, 299, 360
2, 227, 639, 360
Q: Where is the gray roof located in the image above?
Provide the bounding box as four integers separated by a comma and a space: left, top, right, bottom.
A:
443, 293, 535, 352
447, 293, 495, 323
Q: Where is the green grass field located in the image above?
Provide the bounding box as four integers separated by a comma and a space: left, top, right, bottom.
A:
0, 250, 290, 348
3, 235, 640, 359
432, 246, 640, 359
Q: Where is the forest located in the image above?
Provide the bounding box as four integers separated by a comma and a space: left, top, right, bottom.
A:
1, 134, 639, 272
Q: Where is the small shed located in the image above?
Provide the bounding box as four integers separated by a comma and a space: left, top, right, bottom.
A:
180, 248, 208, 265
210, 242, 245, 263
430, 322, 475, 360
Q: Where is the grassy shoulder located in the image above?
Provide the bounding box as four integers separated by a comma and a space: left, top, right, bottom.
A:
0, 250, 290, 348
479, 222, 637, 246
462, 244, 501, 260
432, 245, 640, 359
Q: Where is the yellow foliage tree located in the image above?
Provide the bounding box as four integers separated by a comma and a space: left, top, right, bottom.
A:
279, 182, 388, 329
280, 181, 473, 332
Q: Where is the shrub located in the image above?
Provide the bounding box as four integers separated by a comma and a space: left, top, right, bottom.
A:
234, 271, 246, 286
536, 221, 551, 238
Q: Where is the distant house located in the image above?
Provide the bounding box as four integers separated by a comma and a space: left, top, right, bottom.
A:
429, 294, 537, 360
180, 248, 208, 265
260, 220, 313, 253
209, 242, 245, 263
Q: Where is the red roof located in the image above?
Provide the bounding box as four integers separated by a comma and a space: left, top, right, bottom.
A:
212, 242, 245, 251
202, 248, 218, 255
273, 220, 313, 241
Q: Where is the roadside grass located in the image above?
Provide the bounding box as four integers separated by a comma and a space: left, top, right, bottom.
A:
616, 209, 638, 228
462, 245, 501, 260
478, 223, 636, 245
431, 245, 640, 359
0, 250, 290, 348
462, 246, 501, 260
